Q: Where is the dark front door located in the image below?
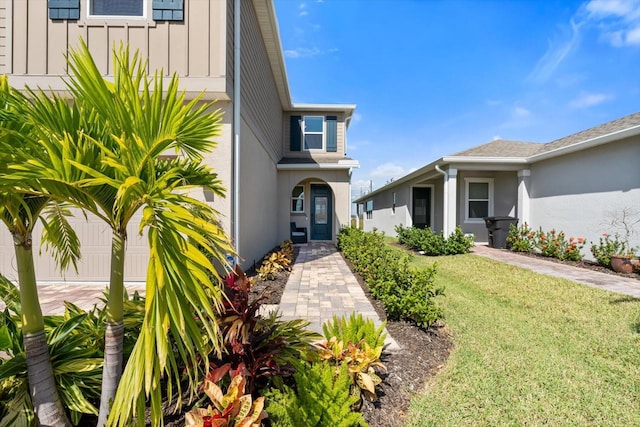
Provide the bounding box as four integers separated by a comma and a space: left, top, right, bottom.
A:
310, 184, 332, 240
412, 187, 431, 229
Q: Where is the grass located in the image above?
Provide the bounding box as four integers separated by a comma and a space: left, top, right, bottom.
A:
398, 247, 640, 426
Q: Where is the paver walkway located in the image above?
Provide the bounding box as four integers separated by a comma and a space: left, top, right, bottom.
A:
277, 242, 385, 335
472, 244, 640, 298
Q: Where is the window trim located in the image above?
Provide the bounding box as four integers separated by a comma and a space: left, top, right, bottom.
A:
291, 185, 305, 214
302, 115, 325, 151
391, 192, 396, 215
365, 199, 373, 220
464, 178, 493, 223
86, 0, 148, 20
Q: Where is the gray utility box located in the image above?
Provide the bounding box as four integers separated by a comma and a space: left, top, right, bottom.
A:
483, 216, 519, 249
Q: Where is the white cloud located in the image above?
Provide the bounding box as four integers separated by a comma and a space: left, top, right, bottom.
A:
569, 91, 611, 108
283, 47, 338, 59
513, 106, 531, 118
284, 47, 321, 58
370, 162, 408, 179
584, 0, 640, 46
586, 0, 638, 17
527, 19, 582, 84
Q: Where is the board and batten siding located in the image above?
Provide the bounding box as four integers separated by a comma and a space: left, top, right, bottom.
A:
3, 0, 228, 97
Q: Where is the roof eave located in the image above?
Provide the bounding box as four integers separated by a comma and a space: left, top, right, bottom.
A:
528, 125, 640, 162
277, 160, 360, 170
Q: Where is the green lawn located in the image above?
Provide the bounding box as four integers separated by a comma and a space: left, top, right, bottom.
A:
401, 250, 640, 426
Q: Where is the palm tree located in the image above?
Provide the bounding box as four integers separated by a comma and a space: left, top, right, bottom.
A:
7, 41, 233, 425
0, 77, 75, 426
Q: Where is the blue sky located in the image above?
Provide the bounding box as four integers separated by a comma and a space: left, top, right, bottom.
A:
273, 0, 640, 199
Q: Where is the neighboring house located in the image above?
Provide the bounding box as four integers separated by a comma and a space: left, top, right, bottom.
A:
0, 0, 358, 282
356, 113, 640, 253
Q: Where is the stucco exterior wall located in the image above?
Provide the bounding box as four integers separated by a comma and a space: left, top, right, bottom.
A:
530, 136, 640, 257
238, 118, 280, 268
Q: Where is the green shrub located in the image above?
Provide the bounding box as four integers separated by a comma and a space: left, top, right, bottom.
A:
507, 223, 535, 252
395, 225, 473, 256
506, 224, 586, 262
264, 361, 367, 427
322, 313, 387, 349
590, 233, 631, 268
337, 227, 443, 328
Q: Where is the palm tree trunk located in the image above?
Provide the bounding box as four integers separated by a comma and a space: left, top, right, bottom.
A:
97, 232, 126, 427
15, 241, 71, 427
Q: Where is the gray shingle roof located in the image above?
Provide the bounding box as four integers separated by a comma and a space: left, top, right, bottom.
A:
450, 112, 640, 160
538, 111, 640, 154
451, 139, 542, 158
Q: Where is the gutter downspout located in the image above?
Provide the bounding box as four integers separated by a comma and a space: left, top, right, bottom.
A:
233, 0, 241, 263
434, 164, 448, 235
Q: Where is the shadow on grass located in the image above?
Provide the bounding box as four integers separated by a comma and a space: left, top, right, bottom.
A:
609, 295, 640, 305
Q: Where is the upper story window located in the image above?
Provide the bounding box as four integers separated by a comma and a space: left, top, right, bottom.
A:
465, 178, 493, 222
89, 0, 145, 17
303, 116, 324, 150
290, 115, 338, 153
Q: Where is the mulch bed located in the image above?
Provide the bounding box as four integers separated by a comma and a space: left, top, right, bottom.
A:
247, 243, 640, 426
248, 248, 453, 427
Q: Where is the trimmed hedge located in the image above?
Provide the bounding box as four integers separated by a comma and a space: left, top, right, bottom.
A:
337, 227, 443, 328
395, 225, 474, 256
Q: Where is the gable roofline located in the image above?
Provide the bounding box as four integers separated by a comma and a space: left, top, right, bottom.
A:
528, 123, 640, 162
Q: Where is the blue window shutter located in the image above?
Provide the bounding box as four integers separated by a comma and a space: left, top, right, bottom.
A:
48, 0, 80, 20
152, 0, 184, 21
326, 115, 337, 152
290, 116, 302, 151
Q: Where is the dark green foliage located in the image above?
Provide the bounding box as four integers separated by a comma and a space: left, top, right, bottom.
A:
214, 268, 321, 394
395, 225, 474, 255
590, 233, 633, 268
337, 227, 443, 328
506, 223, 587, 262
322, 313, 387, 349
264, 362, 368, 427
0, 277, 147, 426
507, 223, 535, 253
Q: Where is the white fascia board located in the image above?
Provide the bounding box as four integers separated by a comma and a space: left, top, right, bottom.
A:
277, 160, 360, 171
290, 103, 357, 112
527, 125, 640, 162
442, 156, 529, 164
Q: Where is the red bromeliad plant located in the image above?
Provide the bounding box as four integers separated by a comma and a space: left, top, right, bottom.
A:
215, 266, 320, 394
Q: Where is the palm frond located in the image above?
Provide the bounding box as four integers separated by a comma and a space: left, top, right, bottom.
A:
40, 202, 82, 274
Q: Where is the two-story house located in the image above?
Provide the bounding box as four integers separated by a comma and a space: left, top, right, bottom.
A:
0, 0, 359, 282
